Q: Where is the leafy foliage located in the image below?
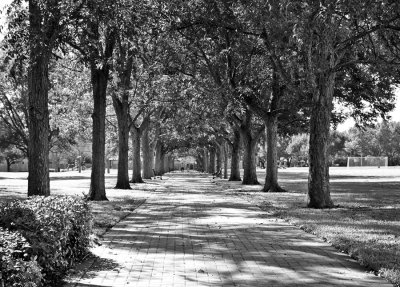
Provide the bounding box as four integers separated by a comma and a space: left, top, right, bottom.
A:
345, 121, 400, 165
0, 196, 93, 284
0, 228, 43, 287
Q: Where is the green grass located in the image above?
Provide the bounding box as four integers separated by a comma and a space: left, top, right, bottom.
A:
91, 197, 146, 237
0, 170, 152, 240
218, 167, 400, 287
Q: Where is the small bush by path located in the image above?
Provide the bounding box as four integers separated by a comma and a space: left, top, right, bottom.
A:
216, 167, 400, 287
0, 228, 43, 287
0, 196, 92, 286
0, 171, 152, 285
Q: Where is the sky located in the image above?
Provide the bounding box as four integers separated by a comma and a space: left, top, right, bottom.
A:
0, 1, 399, 132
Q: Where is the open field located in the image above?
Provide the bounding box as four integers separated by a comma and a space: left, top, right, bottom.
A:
216, 166, 400, 286
0, 170, 158, 236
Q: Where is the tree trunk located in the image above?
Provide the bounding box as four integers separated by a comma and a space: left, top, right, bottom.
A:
142, 127, 153, 179
159, 150, 165, 175
196, 155, 202, 171
112, 48, 133, 188
155, 141, 164, 175
240, 112, 262, 185
223, 142, 228, 179
307, 74, 335, 208
113, 93, 131, 189
6, 159, 11, 172
209, 147, 216, 174
229, 128, 241, 181
88, 67, 108, 201
163, 153, 169, 173
131, 126, 144, 183
263, 114, 286, 192
203, 149, 208, 172
27, 1, 50, 196
241, 134, 259, 185
216, 141, 223, 173
27, 56, 50, 196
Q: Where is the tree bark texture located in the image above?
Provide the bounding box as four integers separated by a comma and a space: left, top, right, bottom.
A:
240, 112, 262, 185
216, 141, 223, 173
88, 67, 108, 200
229, 128, 241, 181
27, 0, 51, 196
209, 147, 216, 174
168, 155, 174, 171
223, 142, 228, 179
112, 92, 131, 189
6, 159, 12, 172
196, 155, 203, 171
159, 151, 165, 175
155, 141, 164, 175
203, 149, 208, 172
307, 74, 335, 208
241, 135, 259, 185
163, 154, 169, 173
142, 127, 153, 179
263, 115, 286, 192
131, 126, 144, 183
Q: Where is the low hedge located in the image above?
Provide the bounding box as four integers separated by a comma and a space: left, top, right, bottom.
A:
0, 196, 93, 285
0, 228, 43, 287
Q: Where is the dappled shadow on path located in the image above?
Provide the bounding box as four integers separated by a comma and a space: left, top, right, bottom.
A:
69, 172, 389, 287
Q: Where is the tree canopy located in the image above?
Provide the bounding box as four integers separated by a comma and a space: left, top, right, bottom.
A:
1, 0, 399, 208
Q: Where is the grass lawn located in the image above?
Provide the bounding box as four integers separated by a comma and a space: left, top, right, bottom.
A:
1, 167, 399, 286
216, 167, 400, 287
0, 170, 161, 237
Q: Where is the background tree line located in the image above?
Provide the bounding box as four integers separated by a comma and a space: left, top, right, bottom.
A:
276, 121, 400, 167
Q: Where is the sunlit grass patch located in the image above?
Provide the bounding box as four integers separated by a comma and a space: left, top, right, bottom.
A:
90, 197, 146, 237
219, 167, 400, 286
264, 199, 400, 285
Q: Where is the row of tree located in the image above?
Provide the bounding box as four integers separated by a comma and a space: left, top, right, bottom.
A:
1, 0, 400, 208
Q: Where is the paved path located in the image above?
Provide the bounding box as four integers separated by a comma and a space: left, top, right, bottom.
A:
66, 173, 392, 287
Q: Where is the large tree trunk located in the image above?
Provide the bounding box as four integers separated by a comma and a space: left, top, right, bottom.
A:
131, 126, 144, 183
142, 127, 153, 179
229, 128, 241, 181
88, 67, 108, 200
241, 135, 259, 185
27, 1, 51, 196
240, 112, 262, 185
263, 114, 286, 192
112, 93, 131, 189
112, 48, 133, 188
307, 74, 335, 208
209, 147, 216, 174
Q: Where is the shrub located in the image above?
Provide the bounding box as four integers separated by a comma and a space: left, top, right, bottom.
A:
0, 196, 93, 284
0, 228, 43, 287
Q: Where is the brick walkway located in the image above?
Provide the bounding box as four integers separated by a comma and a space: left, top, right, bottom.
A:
65, 173, 392, 287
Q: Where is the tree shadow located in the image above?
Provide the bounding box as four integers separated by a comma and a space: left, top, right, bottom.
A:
65, 173, 389, 286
